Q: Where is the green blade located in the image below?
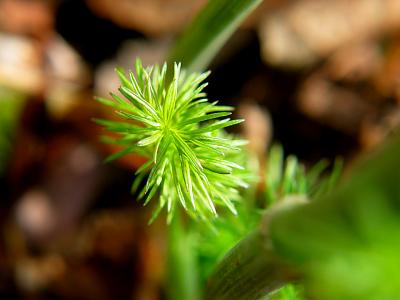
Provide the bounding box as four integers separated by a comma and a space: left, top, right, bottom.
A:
168, 0, 263, 72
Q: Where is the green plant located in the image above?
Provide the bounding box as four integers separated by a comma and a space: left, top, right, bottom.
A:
202, 145, 341, 300
268, 134, 400, 300
95, 71, 339, 297
93, 0, 343, 296
205, 133, 400, 300
95, 60, 248, 223
95, 0, 400, 300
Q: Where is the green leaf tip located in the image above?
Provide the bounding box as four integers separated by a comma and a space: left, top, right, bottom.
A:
95, 58, 248, 222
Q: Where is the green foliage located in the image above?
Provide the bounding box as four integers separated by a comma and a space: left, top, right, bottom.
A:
269, 134, 400, 300
265, 144, 343, 204
192, 146, 259, 286
95, 59, 248, 222
168, 0, 263, 73
195, 144, 340, 299
94, 57, 348, 300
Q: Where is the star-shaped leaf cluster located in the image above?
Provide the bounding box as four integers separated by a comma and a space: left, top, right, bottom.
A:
95, 59, 248, 222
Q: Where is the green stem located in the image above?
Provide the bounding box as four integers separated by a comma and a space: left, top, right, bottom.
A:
167, 213, 201, 300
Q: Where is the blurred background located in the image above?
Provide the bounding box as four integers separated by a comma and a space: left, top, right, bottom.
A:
1, 0, 400, 299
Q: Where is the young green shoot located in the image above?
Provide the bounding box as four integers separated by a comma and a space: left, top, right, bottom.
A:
95, 59, 248, 223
